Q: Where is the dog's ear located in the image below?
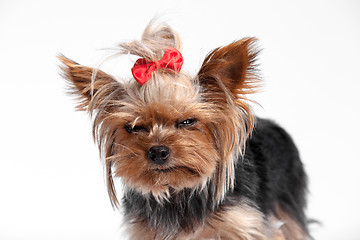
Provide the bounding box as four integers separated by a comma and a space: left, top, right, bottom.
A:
198, 38, 260, 104
197, 39, 260, 200
59, 55, 123, 207
58, 55, 123, 111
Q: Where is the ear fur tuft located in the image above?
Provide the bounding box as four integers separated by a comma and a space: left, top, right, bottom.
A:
197, 38, 261, 201
198, 37, 260, 99
58, 55, 121, 111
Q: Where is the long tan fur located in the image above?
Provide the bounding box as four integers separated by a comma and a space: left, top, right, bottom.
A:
58, 21, 260, 206
58, 20, 264, 232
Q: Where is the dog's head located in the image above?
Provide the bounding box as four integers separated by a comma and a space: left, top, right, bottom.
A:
59, 22, 259, 206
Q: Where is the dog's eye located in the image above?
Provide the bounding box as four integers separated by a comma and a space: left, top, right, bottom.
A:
125, 124, 147, 133
177, 118, 197, 128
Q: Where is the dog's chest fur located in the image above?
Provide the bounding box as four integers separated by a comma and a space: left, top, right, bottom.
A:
124, 200, 286, 240
123, 185, 278, 240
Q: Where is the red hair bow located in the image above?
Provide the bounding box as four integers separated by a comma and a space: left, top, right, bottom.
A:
131, 48, 183, 86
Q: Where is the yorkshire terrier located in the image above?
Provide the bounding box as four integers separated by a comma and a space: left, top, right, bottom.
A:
59, 22, 309, 240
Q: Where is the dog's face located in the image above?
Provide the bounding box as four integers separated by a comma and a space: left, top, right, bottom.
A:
109, 74, 218, 197
59, 37, 259, 206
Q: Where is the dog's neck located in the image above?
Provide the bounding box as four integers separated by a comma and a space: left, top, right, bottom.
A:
122, 181, 220, 236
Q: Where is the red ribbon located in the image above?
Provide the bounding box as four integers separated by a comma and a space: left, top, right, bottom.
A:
131, 48, 183, 86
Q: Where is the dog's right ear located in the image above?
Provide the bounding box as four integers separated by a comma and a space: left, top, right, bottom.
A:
58, 55, 123, 111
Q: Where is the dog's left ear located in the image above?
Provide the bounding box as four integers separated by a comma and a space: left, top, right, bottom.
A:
58, 55, 123, 111
198, 38, 260, 102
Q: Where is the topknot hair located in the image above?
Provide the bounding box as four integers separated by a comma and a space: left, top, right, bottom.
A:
118, 21, 182, 62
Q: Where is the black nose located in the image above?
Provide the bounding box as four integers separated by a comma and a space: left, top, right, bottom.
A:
147, 145, 170, 165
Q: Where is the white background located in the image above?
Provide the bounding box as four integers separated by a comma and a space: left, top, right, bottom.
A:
1, 0, 359, 239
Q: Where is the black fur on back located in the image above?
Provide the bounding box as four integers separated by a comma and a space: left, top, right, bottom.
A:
122, 118, 308, 235
237, 118, 308, 229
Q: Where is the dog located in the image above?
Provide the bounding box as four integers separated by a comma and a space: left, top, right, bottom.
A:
59, 22, 309, 240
